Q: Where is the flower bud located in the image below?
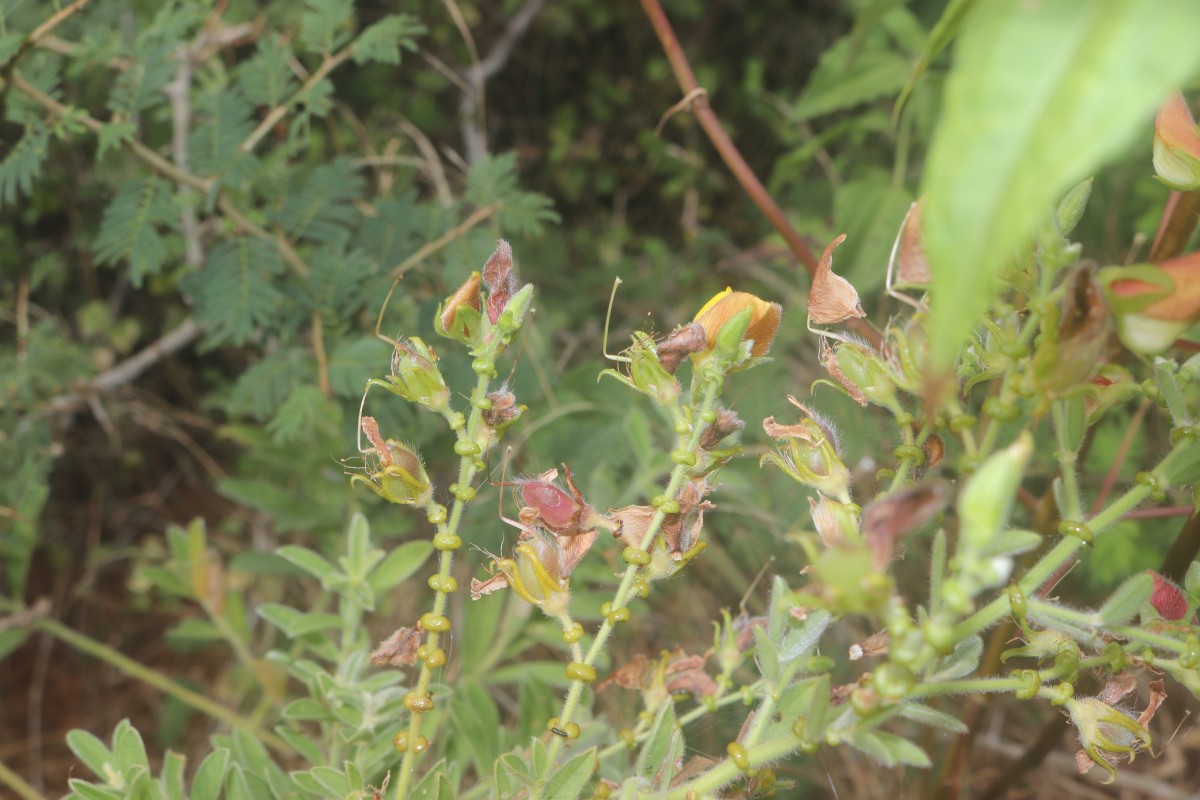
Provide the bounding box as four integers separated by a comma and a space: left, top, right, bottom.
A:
378, 337, 451, 411
1101, 253, 1200, 354
354, 417, 433, 506
818, 338, 901, 408
482, 240, 517, 324
1147, 570, 1190, 621
599, 332, 681, 405
693, 288, 782, 358
435, 271, 482, 345
1153, 93, 1200, 191
759, 398, 851, 502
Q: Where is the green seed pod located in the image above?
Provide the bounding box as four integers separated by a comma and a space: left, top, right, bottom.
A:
433, 532, 462, 551
726, 742, 751, 771
622, 546, 652, 566
566, 662, 598, 683
404, 691, 435, 713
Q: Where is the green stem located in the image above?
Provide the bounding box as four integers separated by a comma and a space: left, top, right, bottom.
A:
657, 729, 799, 800
908, 676, 1028, 698
34, 617, 292, 754
532, 381, 722, 797
954, 481, 1153, 641
394, 372, 491, 799
0, 760, 45, 800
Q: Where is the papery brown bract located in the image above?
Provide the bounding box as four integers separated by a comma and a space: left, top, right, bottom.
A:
370, 626, 421, 667
656, 322, 707, 373
699, 407, 744, 450
860, 480, 950, 570
809, 234, 865, 325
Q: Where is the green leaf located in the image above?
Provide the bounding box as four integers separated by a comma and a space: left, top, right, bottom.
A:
300, 0, 355, 54
448, 679, 502, 780
107, 40, 174, 116
265, 386, 339, 446
752, 624, 780, 685
277, 545, 339, 585
368, 540, 434, 593
307, 766, 351, 796
544, 747, 597, 800
303, 243, 376, 317
66, 780, 123, 800
410, 762, 455, 800
165, 618, 223, 644
161, 750, 186, 800
0, 628, 29, 662
792, 23, 911, 121
894, 0, 976, 119
188, 236, 285, 347
899, 702, 969, 733
833, 176, 914, 293
848, 729, 932, 767
283, 697, 334, 721
270, 156, 364, 243
190, 748, 231, 800
67, 728, 115, 779
499, 753, 533, 786
778, 609, 833, 663
238, 34, 296, 107
189, 87, 258, 184
226, 349, 307, 419
0, 121, 49, 209
926, 634, 982, 682
352, 14, 425, 65
258, 603, 342, 637
1097, 571, 1154, 625
636, 701, 681, 789
93, 178, 180, 287
922, 0, 1200, 368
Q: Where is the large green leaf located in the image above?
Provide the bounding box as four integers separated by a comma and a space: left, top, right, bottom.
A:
922, 0, 1200, 368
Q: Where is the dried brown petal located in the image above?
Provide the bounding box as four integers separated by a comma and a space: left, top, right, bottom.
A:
657, 322, 708, 374
733, 614, 768, 652
848, 631, 889, 661
809, 233, 866, 325
483, 387, 521, 428
670, 756, 720, 789
361, 416, 392, 467
1138, 680, 1166, 729
861, 480, 951, 570
597, 653, 651, 691
470, 572, 510, 600
370, 626, 421, 667
700, 407, 744, 450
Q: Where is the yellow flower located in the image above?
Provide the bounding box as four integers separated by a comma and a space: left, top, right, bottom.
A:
693, 289, 782, 357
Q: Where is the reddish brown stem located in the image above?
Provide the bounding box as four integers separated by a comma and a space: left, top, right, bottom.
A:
638, 0, 818, 276
1148, 190, 1200, 262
